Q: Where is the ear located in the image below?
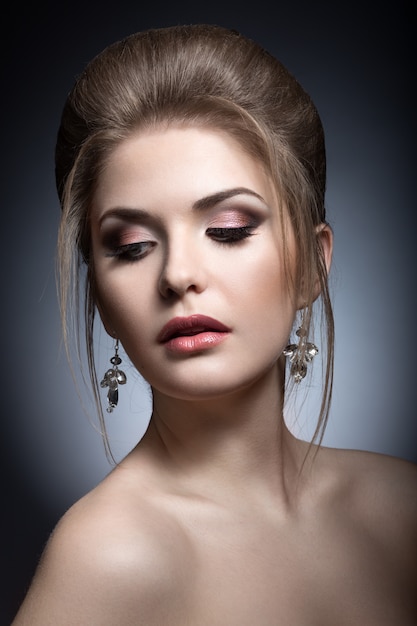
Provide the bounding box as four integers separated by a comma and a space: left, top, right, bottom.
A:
296, 223, 333, 309
317, 222, 333, 276
313, 222, 333, 300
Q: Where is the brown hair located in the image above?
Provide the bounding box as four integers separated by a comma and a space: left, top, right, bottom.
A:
56, 24, 334, 460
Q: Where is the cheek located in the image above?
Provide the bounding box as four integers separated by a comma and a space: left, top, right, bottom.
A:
252, 271, 294, 332
93, 263, 148, 338
242, 244, 294, 306
249, 249, 296, 333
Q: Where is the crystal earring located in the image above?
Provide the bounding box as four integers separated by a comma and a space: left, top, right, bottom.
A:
100, 339, 127, 412
283, 326, 318, 383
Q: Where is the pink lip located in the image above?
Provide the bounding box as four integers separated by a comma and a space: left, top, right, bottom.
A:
158, 315, 231, 354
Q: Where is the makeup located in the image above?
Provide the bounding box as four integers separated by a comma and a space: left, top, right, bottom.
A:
158, 315, 231, 355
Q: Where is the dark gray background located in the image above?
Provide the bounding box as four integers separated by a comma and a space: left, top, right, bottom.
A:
1, 1, 414, 622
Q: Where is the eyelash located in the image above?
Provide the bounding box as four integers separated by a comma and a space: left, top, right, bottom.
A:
105, 241, 156, 262
206, 226, 255, 243
105, 226, 255, 263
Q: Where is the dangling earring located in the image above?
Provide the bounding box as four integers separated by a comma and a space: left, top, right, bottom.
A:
283, 323, 318, 384
100, 339, 127, 412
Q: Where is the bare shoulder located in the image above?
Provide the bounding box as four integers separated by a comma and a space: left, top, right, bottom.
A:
326, 446, 417, 514
12, 466, 190, 625
317, 445, 417, 566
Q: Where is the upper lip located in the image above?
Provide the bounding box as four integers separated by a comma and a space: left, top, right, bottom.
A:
158, 315, 231, 343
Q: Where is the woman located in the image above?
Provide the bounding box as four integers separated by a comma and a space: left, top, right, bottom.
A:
13, 24, 416, 625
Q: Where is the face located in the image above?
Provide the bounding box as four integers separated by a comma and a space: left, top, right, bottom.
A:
91, 126, 298, 401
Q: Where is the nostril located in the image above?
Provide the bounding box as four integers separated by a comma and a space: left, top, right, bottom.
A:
158, 261, 206, 298
159, 279, 201, 299
159, 281, 181, 300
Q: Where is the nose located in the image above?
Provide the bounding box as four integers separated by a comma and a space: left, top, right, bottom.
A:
158, 236, 208, 299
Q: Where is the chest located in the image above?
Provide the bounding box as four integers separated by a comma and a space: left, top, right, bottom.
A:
175, 517, 415, 626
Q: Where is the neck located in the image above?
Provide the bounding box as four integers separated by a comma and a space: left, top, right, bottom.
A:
137, 361, 309, 508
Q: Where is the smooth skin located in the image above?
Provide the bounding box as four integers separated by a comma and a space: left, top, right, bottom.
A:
13, 127, 417, 625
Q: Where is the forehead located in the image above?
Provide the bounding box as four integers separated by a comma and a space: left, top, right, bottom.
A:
92, 126, 279, 216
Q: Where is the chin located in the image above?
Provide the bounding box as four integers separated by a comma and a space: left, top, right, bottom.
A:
151, 367, 278, 405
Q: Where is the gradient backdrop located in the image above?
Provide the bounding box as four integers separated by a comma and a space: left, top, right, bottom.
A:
1, 2, 414, 622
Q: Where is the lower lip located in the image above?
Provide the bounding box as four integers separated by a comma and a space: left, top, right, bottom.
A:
163, 331, 229, 354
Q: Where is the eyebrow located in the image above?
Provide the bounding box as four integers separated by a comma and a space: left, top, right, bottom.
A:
99, 187, 266, 225
192, 187, 266, 210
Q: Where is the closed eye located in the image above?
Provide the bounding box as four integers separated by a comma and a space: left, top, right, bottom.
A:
206, 226, 255, 244
105, 241, 156, 262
